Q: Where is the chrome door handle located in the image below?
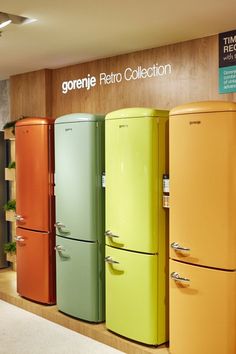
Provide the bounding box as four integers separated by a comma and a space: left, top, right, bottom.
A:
54, 245, 65, 252
105, 230, 119, 238
171, 272, 190, 283
15, 236, 24, 242
171, 242, 190, 252
54, 222, 70, 235
54, 222, 66, 228
15, 214, 24, 221
105, 256, 119, 264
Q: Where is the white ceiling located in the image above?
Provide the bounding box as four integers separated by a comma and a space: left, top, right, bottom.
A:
0, 0, 236, 80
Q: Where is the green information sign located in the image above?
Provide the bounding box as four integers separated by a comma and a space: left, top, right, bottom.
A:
219, 65, 236, 93
219, 30, 236, 93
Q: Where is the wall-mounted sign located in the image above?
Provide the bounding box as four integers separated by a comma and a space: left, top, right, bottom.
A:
219, 30, 236, 93
61, 62, 172, 94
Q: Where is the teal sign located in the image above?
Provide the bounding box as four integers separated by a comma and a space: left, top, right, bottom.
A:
219, 30, 236, 93
219, 65, 236, 93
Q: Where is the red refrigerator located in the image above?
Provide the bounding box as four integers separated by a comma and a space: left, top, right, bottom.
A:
15, 117, 56, 304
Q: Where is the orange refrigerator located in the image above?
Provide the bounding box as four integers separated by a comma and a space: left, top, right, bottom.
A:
169, 101, 236, 354
15, 118, 56, 304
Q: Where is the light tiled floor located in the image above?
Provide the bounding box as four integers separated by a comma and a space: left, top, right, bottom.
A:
0, 269, 169, 354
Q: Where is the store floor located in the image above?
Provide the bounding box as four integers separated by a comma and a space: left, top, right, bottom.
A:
0, 299, 125, 354
0, 269, 169, 354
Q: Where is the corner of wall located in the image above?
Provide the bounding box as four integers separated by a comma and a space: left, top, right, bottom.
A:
0, 80, 10, 130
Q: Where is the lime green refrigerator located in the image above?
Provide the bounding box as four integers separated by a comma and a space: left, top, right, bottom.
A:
105, 108, 169, 345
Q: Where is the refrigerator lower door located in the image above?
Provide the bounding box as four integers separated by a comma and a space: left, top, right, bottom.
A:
56, 236, 104, 322
106, 245, 165, 345
16, 228, 55, 304
169, 259, 236, 354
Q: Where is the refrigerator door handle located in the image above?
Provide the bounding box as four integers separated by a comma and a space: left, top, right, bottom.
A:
54, 245, 66, 252
54, 222, 70, 235
15, 214, 24, 221
54, 245, 70, 260
171, 242, 190, 252
171, 272, 190, 284
105, 230, 119, 238
105, 256, 120, 264
15, 236, 25, 242
55, 222, 66, 228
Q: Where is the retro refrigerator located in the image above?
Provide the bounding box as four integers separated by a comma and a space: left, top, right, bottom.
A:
105, 108, 169, 345
15, 118, 56, 304
0, 131, 7, 268
169, 101, 236, 354
54, 113, 105, 322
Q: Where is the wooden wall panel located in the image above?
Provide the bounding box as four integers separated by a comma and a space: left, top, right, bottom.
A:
9, 34, 236, 120
10, 69, 52, 120
52, 35, 236, 118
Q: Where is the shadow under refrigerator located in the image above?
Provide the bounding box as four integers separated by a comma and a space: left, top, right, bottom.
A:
54, 113, 105, 322
15, 118, 56, 304
0, 131, 7, 268
169, 101, 236, 354
105, 108, 169, 345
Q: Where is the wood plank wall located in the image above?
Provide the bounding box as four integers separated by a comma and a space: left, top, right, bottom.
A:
10, 69, 52, 120
10, 35, 236, 120
52, 34, 236, 118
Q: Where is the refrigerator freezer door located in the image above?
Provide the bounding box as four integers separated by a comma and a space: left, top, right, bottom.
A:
56, 236, 104, 322
169, 259, 236, 354
106, 117, 163, 254
105, 245, 167, 345
16, 227, 55, 304
55, 121, 104, 242
170, 111, 236, 269
15, 124, 54, 232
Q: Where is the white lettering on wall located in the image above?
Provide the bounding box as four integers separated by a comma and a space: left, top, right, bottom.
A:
124, 63, 171, 81
61, 63, 172, 93
62, 74, 96, 94
100, 72, 122, 85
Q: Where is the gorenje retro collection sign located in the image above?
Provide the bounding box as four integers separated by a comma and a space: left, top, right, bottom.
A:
219, 30, 236, 93
61, 62, 172, 94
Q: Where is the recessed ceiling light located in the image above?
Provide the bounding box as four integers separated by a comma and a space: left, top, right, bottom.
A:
0, 12, 12, 29
0, 11, 37, 28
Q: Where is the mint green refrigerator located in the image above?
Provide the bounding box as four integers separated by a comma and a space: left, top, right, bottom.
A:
54, 113, 105, 322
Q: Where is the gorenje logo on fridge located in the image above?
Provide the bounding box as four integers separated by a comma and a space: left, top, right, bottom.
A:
189, 121, 201, 125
